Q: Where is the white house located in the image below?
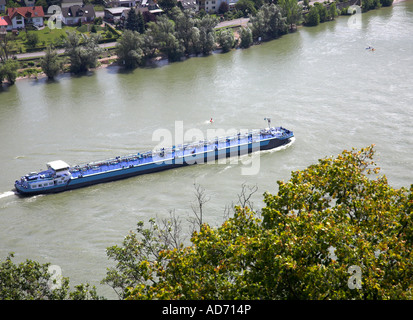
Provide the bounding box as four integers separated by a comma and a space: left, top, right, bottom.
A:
197, 0, 238, 13
6, 6, 45, 30
105, 0, 138, 8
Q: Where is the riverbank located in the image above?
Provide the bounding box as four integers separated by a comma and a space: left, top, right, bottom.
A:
14, 54, 119, 82
4, 0, 407, 84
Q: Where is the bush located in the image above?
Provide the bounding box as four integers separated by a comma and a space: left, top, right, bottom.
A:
218, 1, 229, 14
217, 28, 235, 52
380, 0, 393, 6
26, 32, 39, 48
305, 6, 320, 26
116, 30, 145, 69
94, 17, 103, 25
40, 46, 62, 79
0, 60, 19, 84
239, 26, 253, 48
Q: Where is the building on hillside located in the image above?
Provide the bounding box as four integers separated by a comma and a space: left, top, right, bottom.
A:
105, 0, 138, 8
62, 4, 96, 25
177, 0, 197, 10
6, 6, 45, 30
139, 0, 163, 14
61, 0, 84, 8
196, 0, 238, 13
104, 7, 130, 23
120, 0, 163, 26
0, 16, 11, 34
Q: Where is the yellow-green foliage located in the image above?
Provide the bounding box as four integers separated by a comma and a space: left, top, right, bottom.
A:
114, 145, 413, 300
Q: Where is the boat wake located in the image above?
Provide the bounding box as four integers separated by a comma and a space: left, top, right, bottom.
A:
0, 191, 17, 199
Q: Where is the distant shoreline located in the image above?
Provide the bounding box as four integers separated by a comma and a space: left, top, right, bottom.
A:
7, 0, 408, 84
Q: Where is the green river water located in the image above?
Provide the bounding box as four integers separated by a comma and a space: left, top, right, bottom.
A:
0, 1, 412, 298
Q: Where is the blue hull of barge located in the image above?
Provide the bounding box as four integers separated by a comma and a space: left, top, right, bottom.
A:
14, 127, 293, 196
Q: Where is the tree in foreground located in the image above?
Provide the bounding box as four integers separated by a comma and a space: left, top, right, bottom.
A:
40, 46, 62, 79
109, 145, 413, 300
0, 253, 103, 300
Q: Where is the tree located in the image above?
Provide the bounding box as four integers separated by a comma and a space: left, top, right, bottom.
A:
362, 0, 381, 12
314, 2, 328, 22
217, 28, 235, 53
141, 31, 158, 59
218, 1, 229, 14
380, 0, 393, 6
125, 8, 144, 33
328, 2, 338, 21
235, 0, 257, 17
196, 15, 218, 55
173, 9, 198, 55
26, 32, 39, 48
239, 26, 253, 48
122, 145, 413, 300
5, 0, 20, 8
0, 60, 19, 85
0, 253, 103, 299
40, 46, 62, 79
305, 5, 320, 26
102, 214, 185, 299
157, 0, 177, 12
137, 11, 146, 33
64, 31, 103, 74
250, 3, 287, 41
0, 33, 16, 63
278, 0, 303, 30
116, 30, 145, 69
146, 15, 183, 62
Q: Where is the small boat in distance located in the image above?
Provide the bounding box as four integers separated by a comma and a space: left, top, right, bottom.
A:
14, 125, 294, 196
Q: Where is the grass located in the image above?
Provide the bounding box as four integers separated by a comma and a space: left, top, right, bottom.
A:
11, 25, 117, 54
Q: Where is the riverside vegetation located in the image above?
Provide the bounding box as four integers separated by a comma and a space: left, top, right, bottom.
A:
0, 0, 393, 84
1, 145, 413, 299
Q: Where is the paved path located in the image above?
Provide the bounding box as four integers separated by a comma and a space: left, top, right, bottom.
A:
15, 41, 117, 59
215, 18, 250, 29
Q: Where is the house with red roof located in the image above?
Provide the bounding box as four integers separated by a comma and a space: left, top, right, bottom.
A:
6, 6, 45, 30
0, 16, 11, 27
0, 16, 12, 34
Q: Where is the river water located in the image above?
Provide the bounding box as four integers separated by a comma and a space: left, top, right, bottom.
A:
1, 2, 412, 298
